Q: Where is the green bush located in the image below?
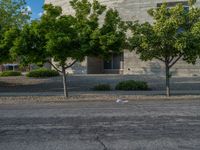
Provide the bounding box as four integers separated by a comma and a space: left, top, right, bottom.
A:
93, 84, 111, 91
26, 68, 59, 78
0, 71, 21, 77
115, 80, 148, 91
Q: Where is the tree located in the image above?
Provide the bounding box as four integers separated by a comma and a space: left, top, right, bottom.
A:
12, 0, 126, 98
0, 0, 30, 63
91, 9, 127, 59
68, 0, 127, 62
128, 1, 200, 96
12, 4, 79, 97
0, 28, 20, 63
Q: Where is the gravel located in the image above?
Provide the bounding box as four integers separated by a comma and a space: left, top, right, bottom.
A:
0, 95, 200, 105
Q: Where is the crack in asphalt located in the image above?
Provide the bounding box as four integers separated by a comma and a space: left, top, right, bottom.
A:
0, 101, 200, 149
96, 135, 108, 150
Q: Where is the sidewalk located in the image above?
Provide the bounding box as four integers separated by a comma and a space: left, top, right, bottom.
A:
0, 90, 200, 97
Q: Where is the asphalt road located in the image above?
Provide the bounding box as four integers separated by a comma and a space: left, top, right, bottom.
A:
0, 100, 200, 150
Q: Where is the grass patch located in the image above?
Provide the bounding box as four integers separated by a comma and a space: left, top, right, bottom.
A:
26, 68, 59, 78
115, 80, 148, 91
0, 71, 21, 77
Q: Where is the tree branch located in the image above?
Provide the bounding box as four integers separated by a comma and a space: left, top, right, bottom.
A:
65, 60, 78, 69
169, 56, 174, 63
47, 60, 62, 73
169, 55, 183, 68
155, 56, 165, 62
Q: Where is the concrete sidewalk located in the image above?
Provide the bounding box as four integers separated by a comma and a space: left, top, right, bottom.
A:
0, 90, 200, 97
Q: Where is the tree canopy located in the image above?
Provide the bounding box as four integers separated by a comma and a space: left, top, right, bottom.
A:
128, 1, 200, 96
0, 0, 30, 63
12, 0, 126, 97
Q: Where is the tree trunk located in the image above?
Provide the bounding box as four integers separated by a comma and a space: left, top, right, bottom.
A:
165, 63, 170, 97
62, 66, 68, 98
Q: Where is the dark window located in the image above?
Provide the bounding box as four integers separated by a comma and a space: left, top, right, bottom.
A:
184, 6, 189, 12
104, 60, 112, 69
113, 54, 121, 69
8, 66, 13, 70
104, 54, 123, 69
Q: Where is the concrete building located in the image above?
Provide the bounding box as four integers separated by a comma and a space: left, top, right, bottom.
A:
45, 0, 200, 76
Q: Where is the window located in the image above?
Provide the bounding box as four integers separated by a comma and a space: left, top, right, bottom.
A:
104, 54, 123, 70
3, 64, 19, 71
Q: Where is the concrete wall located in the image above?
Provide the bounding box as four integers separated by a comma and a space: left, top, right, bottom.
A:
51, 58, 87, 74
66, 60, 87, 74
124, 50, 200, 76
116, 0, 200, 76
45, 0, 200, 76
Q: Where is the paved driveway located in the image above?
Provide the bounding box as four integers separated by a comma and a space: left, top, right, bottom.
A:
0, 100, 200, 150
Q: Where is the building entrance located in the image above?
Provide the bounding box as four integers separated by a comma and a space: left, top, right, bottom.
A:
87, 53, 124, 74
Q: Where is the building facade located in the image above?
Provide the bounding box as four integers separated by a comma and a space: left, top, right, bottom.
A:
45, 0, 200, 76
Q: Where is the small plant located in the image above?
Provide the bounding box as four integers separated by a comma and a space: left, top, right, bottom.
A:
0, 71, 21, 77
115, 80, 148, 91
93, 84, 111, 91
26, 68, 59, 78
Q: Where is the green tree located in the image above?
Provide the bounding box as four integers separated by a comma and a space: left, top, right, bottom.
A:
0, 28, 20, 63
91, 9, 127, 59
128, 1, 200, 96
12, 0, 126, 98
0, 0, 30, 63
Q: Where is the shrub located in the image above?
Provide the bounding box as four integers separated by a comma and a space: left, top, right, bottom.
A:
0, 71, 21, 77
26, 68, 59, 78
115, 80, 148, 91
93, 84, 111, 91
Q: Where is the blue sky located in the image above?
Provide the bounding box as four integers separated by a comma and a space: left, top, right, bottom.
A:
26, 0, 44, 19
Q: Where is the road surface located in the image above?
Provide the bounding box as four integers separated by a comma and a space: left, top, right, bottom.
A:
0, 100, 200, 150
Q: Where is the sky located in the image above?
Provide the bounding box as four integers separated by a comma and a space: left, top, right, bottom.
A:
26, 0, 45, 19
